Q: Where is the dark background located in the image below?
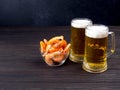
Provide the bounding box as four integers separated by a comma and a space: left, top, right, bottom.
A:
0, 0, 120, 26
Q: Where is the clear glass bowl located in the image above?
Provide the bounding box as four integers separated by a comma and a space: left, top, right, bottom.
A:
40, 48, 69, 67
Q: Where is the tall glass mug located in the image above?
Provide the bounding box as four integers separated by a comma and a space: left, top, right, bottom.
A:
69, 18, 92, 63
83, 25, 115, 73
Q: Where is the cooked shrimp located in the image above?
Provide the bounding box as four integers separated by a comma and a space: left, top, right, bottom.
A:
45, 51, 65, 64
45, 53, 54, 66
40, 35, 70, 66
45, 36, 64, 53
45, 51, 60, 65
47, 40, 67, 53
53, 53, 65, 63
45, 51, 61, 59
43, 44, 51, 56
47, 36, 64, 46
40, 41, 46, 53
48, 47, 60, 53
53, 39, 67, 49
64, 43, 71, 53
43, 39, 48, 45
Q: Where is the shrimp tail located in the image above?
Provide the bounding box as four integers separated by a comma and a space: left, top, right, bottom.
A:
40, 41, 46, 53
64, 43, 71, 53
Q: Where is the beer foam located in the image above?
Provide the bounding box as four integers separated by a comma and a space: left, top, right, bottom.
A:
86, 25, 109, 38
71, 19, 92, 28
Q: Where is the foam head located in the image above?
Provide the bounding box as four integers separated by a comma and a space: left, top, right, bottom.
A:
71, 18, 92, 28
85, 25, 109, 38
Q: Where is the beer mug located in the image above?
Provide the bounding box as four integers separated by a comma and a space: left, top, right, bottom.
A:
69, 18, 92, 63
83, 25, 115, 73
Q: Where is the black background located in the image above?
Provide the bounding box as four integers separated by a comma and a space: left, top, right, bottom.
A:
0, 0, 120, 26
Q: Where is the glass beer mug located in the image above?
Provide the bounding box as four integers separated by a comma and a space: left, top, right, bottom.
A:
69, 18, 92, 63
83, 25, 115, 73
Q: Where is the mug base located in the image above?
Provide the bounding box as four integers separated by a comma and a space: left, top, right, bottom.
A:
69, 54, 83, 63
82, 63, 107, 73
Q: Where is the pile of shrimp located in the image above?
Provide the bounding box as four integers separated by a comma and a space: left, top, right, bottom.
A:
40, 35, 71, 66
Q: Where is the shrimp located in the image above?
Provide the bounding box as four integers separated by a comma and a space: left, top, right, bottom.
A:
64, 43, 71, 53
40, 41, 46, 53
45, 51, 65, 65
53, 52, 65, 63
48, 40, 67, 53
45, 35, 64, 53
43, 39, 48, 46
53, 39, 67, 49
45, 54, 54, 66
43, 44, 51, 56
47, 36, 64, 46
48, 47, 61, 53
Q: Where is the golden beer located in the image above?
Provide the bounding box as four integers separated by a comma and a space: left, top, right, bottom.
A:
84, 36, 108, 72
83, 25, 115, 73
69, 18, 92, 63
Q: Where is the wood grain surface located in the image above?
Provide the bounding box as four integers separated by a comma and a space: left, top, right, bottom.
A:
0, 26, 120, 90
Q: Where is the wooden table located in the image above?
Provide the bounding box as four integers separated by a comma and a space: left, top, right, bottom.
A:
0, 26, 120, 90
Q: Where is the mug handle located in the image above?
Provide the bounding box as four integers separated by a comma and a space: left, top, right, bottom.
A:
107, 32, 115, 57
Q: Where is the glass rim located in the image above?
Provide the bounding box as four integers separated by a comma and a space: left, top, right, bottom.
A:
86, 24, 109, 31
85, 24, 109, 38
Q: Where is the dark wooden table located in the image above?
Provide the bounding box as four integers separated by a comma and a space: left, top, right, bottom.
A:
0, 26, 120, 90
